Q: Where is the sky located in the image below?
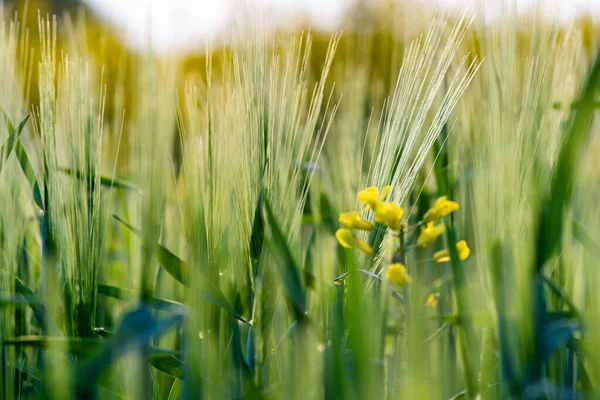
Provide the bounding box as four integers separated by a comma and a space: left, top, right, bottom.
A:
82, 0, 600, 53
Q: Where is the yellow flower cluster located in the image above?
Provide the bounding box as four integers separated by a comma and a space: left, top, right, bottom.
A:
357, 186, 404, 230
417, 196, 470, 263
416, 196, 459, 247
334, 188, 471, 288
335, 185, 404, 256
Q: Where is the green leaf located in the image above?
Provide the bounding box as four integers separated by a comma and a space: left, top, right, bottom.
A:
58, 167, 140, 191
422, 323, 449, 344
167, 379, 183, 400
249, 189, 265, 277
0, 112, 30, 174
318, 192, 337, 235
431, 122, 450, 197
535, 49, 600, 269
540, 275, 582, 321
490, 241, 517, 393
1, 336, 102, 354
97, 283, 185, 313
448, 390, 467, 400
230, 314, 259, 398
263, 193, 307, 320
154, 245, 190, 286
1, 112, 42, 210
112, 215, 251, 325
14, 277, 60, 335
150, 354, 184, 379
444, 221, 478, 396
304, 231, 316, 290
15, 141, 44, 211
573, 219, 600, 260
367, 223, 387, 258
113, 214, 189, 284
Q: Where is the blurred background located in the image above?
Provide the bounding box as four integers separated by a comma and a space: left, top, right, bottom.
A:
6, 0, 600, 54
83, 0, 600, 53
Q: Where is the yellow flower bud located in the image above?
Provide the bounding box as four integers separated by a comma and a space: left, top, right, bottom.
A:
335, 228, 373, 255
426, 293, 439, 308
423, 196, 459, 222
357, 185, 391, 210
386, 263, 412, 286
416, 221, 445, 247
434, 240, 470, 263
456, 240, 470, 260
338, 211, 375, 231
374, 202, 403, 231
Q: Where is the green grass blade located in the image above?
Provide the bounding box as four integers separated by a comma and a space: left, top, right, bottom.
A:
527, 48, 600, 390
113, 214, 189, 284
97, 283, 185, 313
249, 190, 265, 278
444, 221, 478, 397
1, 112, 42, 210
535, 49, 600, 269
58, 167, 140, 191
1, 336, 102, 354
573, 219, 600, 260
113, 215, 251, 325
0, 112, 30, 175
14, 277, 60, 335
167, 379, 183, 400
150, 354, 184, 379
540, 275, 582, 321
318, 192, 337, 235
230, 314, 259, 397
431, 123, 450, 197
15, 141, 44, 211
263, 194, 307, 320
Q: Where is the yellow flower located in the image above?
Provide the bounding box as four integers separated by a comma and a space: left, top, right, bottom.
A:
374, 202, 403, 231
416, 221, 445, 247
335, 228, 373, 255
338, 211, 374, 231
423, 196, 459, 222
426, 293, 439, 308
456, 240, 470, 260
434, 240, 470, 263
357, 185, 390, 210
386, 263, 413, 286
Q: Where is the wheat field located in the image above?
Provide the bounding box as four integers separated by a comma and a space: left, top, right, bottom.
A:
0, 1, 599, 399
